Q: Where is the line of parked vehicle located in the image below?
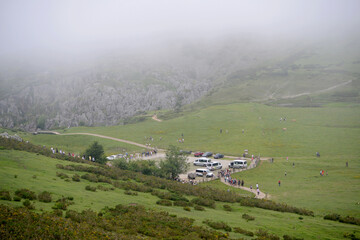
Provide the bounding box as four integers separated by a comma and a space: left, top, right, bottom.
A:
190, 151, 248, 179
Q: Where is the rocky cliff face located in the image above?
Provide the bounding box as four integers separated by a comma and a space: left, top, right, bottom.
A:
1, 36, 358, 131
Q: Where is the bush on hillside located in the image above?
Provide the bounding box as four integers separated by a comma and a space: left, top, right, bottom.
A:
191, 197, 215, 208
283, 235, 304, 240
324, 213, 360, 226
0, 190, 12, 201
38, 191, 52, 203
15, 189, 37, 200
223, 204, 232, 211
156, 199, 172, 206
23, 199, 35, 209
242, 213, 255, 221
194, 205, 205, 211
239, 198, 314, 216
234, 227, 254, 236
85, 186, 96, 192
72, 174, 80, 182
203, 219, 232, 232
56, 172, 69, 179
255, 229, 280, 240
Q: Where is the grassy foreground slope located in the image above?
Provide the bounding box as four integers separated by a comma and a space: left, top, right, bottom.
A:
0, 149, 359, 239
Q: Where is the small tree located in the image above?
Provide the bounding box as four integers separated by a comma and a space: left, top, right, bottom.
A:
84, 141, 106, 164
160, 145, 189, 180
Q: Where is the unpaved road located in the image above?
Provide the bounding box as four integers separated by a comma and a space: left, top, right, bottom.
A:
39, 131, 267, 198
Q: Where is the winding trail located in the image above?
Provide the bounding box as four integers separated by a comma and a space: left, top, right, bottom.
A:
152, 114, 162, 122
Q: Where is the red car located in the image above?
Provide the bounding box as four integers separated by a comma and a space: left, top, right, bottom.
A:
194, 152, 204, 157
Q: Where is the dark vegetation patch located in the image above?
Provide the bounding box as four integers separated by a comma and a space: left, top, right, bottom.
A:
234, 227, 254, 237
38, 191, 52, 203
52, 197, 74, 210
0, 190, 12, 201
242, 213, 255, 221
203, 219, 232, 232
324, 213, 360, 226
15, 188, 37, 200
255, 229, 280, 240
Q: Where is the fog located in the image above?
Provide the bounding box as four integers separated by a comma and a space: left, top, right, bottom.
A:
0, 0, 359, 61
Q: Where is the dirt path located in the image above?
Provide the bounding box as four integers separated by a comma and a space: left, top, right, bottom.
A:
220, 177, 267, 199
59, 132, 162, 150
152, 114, 162, 122
37, 130, 267, 198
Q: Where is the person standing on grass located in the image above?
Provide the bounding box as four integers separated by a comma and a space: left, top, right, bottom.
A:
256, 183, 259, 189
285, 171, 287, 177
257, 188, 260, 196
278, 180, 281, 186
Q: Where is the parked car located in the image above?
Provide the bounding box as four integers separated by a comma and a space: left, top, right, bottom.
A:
180, 150, 192, 155
195, 169, 214, 178
188, 172, 196, 179
194, 152, 204, 157
228, 160, 247, 169
206, 162, 222, 171
214, 153, 224, 159
202, 152, 213, 157
193, 157, 211, 166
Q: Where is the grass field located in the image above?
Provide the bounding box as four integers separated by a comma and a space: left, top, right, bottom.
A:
1, 102, 359, 238
21, 103, 359, 158
0, 149, 359, 239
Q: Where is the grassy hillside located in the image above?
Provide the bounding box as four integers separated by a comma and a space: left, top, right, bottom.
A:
1, 149, 359, 239
20, 103, 359, 158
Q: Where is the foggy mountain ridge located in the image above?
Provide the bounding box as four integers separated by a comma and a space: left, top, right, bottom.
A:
0, 36, 359, 131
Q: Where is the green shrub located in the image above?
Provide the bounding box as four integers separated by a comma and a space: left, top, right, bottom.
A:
124, 190, 138, 196
23, 199, 35, 209
81, 173, 98, 182
38, 191, 52, 203
174, 200, 193, 207
203, 219, 232, 232
156, 199, 172, 206
72, 174, 80, 182
191, 197, 215, 208
14, 174, 17, 178
85, 186, 96, 192
242, 213, 255, 221
194, 205, 205, 211
56, 172, 69, 179
223, 204, 232, 211
13, 196, 21, 201
15, 188, 37, 200
0, 190, 12, 201
52, 197, 74, 210
283, 235, 304, 240
255, 229, 280, 240
324, 213, 360, 226
97, 185, 111, 191
239, 198, 314, 216
234, 227, 254, 236
183, 206, 191, 211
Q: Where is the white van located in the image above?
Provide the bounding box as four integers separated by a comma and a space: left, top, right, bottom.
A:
195, 169, 214, 177
206, 162, 222, 171
193, 157, 211, 166
228, 160, 247, 169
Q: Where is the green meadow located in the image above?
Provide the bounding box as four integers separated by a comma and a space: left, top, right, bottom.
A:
1, 102, 360, 239
21, 103, 360, 158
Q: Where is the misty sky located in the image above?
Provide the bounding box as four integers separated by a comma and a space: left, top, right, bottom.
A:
0, 0, 359, 57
